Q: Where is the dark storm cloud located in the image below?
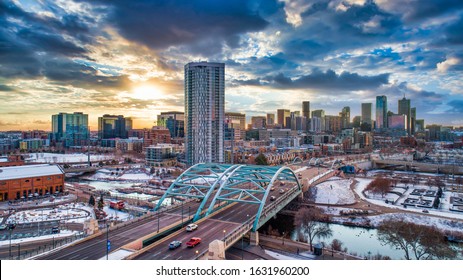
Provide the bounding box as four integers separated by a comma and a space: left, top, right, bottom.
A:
79, 0, 270, 54
235, 69, 389, 90
383, 0, 463, 23
446, 100, 463, 113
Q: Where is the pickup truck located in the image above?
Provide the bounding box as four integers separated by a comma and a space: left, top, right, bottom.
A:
186, 237, 201, 248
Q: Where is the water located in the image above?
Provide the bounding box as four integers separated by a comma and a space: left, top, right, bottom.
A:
83, 180, 134, 191
292, 223, 406, 259
292, 222, 463, 259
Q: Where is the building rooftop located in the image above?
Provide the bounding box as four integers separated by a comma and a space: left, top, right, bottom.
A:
0, 164, 64, 180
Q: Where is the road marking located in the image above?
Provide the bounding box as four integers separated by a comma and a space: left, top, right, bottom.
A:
176, 256, 182, 260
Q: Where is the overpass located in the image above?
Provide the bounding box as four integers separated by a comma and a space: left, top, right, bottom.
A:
373, 159, 463, 175
127, 163, 337, 260
36, 162, 338, 260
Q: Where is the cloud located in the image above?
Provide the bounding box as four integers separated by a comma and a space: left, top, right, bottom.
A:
446, 100, 463, 113
235, 69, 390, 90
437, 57, 463, 73
80, 0, 270, 55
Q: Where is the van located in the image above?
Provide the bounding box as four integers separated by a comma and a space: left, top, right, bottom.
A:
51, 226, 60, 234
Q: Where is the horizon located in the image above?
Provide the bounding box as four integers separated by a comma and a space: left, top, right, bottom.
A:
1, 0, 462, 130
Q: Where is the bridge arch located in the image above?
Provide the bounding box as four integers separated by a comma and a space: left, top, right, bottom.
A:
292, 157, 303, 164
204, 165, 301, 231
154, 163, 239, 212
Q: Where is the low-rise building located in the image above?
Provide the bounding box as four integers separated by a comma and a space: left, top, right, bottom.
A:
145, 144, 177, 167
0, 164, 65, 201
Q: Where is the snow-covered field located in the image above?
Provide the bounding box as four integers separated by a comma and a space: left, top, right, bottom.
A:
7, 203, 94, 224
26, 153, 113, 163
103, 205, 131, 222
310, 177, 356, 205
355, 178, 463, 220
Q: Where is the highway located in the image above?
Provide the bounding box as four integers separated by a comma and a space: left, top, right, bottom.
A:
134, 179, 294, 260
36, 201, 201, 260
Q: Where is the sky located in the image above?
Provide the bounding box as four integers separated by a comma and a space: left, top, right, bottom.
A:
0, 0, 462, 130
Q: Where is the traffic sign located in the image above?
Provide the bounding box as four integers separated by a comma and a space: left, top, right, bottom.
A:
107, 240, 111, 250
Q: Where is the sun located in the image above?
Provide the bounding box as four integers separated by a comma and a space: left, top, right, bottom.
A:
132, 85, 165, 100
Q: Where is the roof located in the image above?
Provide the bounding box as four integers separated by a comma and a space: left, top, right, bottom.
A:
0, 164, 64, 180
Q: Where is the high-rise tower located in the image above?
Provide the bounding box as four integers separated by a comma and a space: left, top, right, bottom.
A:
376, 96, 388, 129
185, 62, 225, 165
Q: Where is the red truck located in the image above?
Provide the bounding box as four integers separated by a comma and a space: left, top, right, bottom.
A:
186, 237, 201, 248
110, 200, 125, 210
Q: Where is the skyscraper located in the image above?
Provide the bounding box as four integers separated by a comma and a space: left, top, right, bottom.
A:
376, 96, 388, 129
302, 101, 310, 119
266, 113, 275, 126
398, 97, 411, 135
311, 110, 325, 131
51, 112, 89, 147
98, 115, 130, 139
410, 107, 416, 134
185, 62, 225, 165
340, 106, 350, 129
361, 103, 372, 125
157, 111, 185, 138
277, 109, 290, 128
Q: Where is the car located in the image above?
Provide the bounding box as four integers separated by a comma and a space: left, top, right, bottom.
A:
0, 224, 7, 230
270, 196, 276, 201
279, 189, 285, 194
422, 209, 429, 213
186, 223, 198, 232
280, 182, 285, 186
270, 187, 275, 191
186, 237, 201, 247
51, 226, 60, 234
168, 240, 182, 250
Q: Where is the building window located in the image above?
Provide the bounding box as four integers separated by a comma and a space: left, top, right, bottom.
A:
25, 180, 30, 182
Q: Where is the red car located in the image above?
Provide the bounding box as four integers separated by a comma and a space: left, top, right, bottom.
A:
186, 237, 201, 247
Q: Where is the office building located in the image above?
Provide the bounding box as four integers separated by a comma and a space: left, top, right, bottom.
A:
340, 106, 350, 129
51, 112, 89, 147
302, 101, 310, 119
98, 115, 130, 139
251, 116, 267, 129
398, 97, 411, 135
277, 109, 291, 128
410, 107, 416, 134
376, 96, 388, 129
361, 103, 372, 125
185, 62, 225, 165
225, 112, 246, 140
266, 113, 275, 126
311, 110, 325, 131
157, 111, 185, 138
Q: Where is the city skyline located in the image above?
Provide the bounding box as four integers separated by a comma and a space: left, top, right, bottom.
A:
1, 0, 463, 130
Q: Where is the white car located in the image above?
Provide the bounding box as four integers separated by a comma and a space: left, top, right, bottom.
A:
186, 223, 198, 232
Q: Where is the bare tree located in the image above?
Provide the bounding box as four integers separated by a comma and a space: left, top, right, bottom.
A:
378, 219, 456, 260
294, 207, 333, 251
365, 177, 393, 198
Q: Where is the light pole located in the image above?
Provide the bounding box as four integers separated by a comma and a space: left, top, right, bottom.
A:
106, 223, 110, 260
188, 206, 191, 220
223, 229, 226, 240
157, 208, 160, 233
181, 200, 184, 225
8, 227, 12, 260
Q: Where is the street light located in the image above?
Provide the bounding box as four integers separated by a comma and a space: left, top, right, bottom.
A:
188, 206, 191, 220
106, 223, 110, 260
223, 229, 226, 240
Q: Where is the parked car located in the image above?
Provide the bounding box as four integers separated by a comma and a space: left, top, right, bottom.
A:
279, 189, 285, 194
7, 223, 16, 230
422, 209, 429, 213
186, 237, 201, 248
186, 223, 198, 232
270, 196, 276, 201
168, 240, 182, 250
270, 187, 275, 191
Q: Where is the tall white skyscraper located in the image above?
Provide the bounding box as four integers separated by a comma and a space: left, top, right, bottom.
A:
185, 62, 225, 165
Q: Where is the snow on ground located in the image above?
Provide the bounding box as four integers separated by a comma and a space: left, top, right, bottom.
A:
108, 191, 155, 201
294, 166, 308, 173
118, 173, 152, 180
99, 249, 134, 260
103, 205, 131, 222
354, 178, 463, 220
264, 250, 304, 260
318, 206, 375, 216
310, 177, 355, 205
6, 202, 94, 224
26, 153, 113, 163
367, 213, 463, 232
0, 230, 76, 246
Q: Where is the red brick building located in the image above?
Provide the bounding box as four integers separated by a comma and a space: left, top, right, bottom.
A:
0, 155, 25, 168
0, 164, 65, 201
143, 126, 171, 148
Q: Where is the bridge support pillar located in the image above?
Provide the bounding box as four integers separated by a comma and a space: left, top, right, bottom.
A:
250, 232, 259, 246
207, 240, 225, 260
